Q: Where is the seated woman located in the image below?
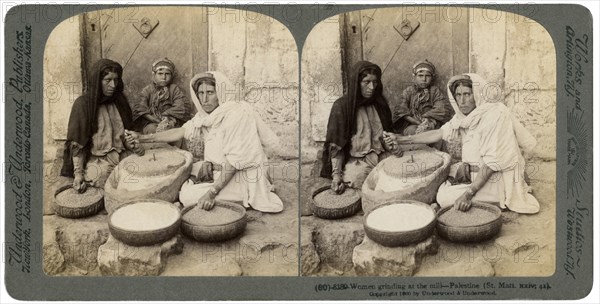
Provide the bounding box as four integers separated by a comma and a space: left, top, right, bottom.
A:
61, 59, 141, 192
384, 73, 539, 214
126, 71, 283, 213
320, 61, 396, 194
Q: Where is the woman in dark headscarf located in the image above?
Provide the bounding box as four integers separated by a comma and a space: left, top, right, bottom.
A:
320, 61, 395, 193
61, 59, 140, 192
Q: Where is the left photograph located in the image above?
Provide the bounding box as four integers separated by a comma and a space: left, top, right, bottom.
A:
43, 6, 299, 276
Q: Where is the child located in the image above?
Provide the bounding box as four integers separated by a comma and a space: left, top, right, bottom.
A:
393, 59, 453, 135
131, 57, 190, 134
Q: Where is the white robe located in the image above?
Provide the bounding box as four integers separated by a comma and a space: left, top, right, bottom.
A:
179, 71, 283, 213
436, 74, 539, 214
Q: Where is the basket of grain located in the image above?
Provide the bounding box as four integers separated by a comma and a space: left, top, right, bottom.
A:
363, 200, 437, 247
436, 202, 502, 243
310, 186, 362, 219
181, 201, 247, 242
54, 184, 104, 218
108, 199, 181, 246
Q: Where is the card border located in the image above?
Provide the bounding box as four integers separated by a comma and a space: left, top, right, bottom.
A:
3, 3, 594, 301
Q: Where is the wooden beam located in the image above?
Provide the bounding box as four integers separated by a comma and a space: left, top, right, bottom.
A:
191, 7, 209, 75
451, 8, 469, 75
79, 12, 102, 93
339, 11, 363, 94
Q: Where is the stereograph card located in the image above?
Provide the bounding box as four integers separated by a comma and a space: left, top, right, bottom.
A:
2, 2, 595, 301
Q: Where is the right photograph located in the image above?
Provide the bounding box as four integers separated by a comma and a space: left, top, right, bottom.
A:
300, 7, 556, 277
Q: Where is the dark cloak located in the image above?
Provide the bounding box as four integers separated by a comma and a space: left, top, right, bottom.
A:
61, 59, 134, 177
319, 61, 393, 179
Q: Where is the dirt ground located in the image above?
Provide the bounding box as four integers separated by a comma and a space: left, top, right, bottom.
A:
300, 158, 556, 277
43, 156, 299, 276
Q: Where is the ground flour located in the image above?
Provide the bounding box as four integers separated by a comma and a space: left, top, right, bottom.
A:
111, 202, 180, 231
366, 203, 435, 232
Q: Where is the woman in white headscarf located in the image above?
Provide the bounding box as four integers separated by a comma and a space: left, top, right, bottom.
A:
127, 71, 283, 213
384, 73, 539, 214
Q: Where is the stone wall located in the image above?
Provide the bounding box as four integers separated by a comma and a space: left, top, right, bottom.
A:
209, 10, 299, 156
300, 16, 343, 160
43, 16, 82, 161
471, 11, 556, 161
43, 16, 83, 214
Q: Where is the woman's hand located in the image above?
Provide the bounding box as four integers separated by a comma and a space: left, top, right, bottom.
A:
384, 131, 412, 146
196, 191, 216, 210
73, 172, 87, 193
123, 135, 135, 150
383, 131, 397, 146
124, 130, 145, 155
382, 135, 403, 155
331, 174, 346, 194
454, 191, 473, 211
124, 130, 139, 144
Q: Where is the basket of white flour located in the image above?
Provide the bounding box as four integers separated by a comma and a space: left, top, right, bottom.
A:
108, 199, 181, 246
363, 200, 436, 247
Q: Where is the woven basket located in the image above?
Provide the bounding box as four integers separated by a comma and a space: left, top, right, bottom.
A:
108, 199, 181, 247
436, 202, 502, 243
181, 202, 247, 242
310, 186, 362, 219
54, 185, 104, 219
363, 200, 436, 247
